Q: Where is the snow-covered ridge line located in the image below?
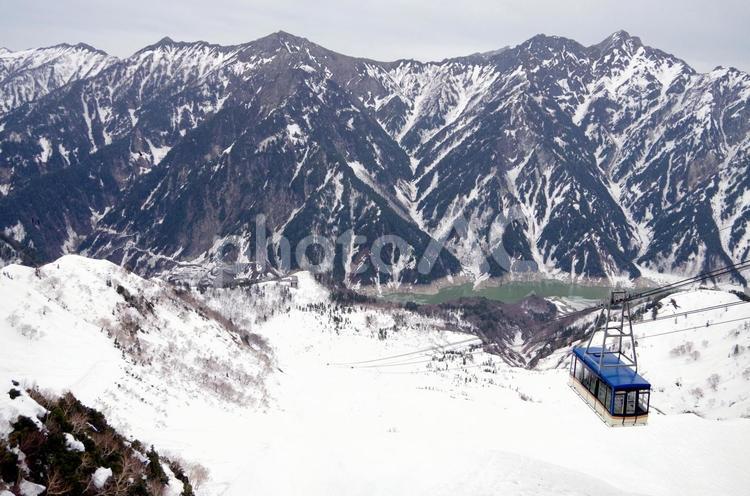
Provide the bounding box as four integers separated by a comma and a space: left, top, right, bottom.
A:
1, 29, 749, 285
0, 43, 117, 116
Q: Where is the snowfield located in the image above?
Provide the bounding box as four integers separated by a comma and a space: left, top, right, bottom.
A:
1, 256, 749, 495
0, 256, 273, 435
635, 290, 750, 419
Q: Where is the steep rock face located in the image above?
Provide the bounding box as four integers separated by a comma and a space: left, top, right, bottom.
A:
0, 31, 748, 283
368, 39, 641, 279
0, 39, 247, 265
0, 38, 242, 191
569, 33, 750, 278
339, 31, 750, 281
80, 36, 459, 283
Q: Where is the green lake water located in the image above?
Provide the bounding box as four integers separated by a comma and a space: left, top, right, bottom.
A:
380, 280, 613, 305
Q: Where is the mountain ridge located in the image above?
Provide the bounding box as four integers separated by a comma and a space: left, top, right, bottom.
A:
0, 30, 748, 285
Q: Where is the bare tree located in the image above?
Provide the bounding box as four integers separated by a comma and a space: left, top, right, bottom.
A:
46, 467, 74, 495
177, 459, 210, 491
95, 431, 121, 460
707, 373, 721, 391
146, 478, 166, 496
99, 453, 144, 496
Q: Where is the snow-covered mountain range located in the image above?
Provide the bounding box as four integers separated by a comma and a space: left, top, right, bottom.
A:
0, 31, 748, 284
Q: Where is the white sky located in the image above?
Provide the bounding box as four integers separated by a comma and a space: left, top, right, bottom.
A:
0, 0, 747, 72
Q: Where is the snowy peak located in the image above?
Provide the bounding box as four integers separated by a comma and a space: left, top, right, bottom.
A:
519, 32, 586, 54
264, 30, 315, 46
238, 30, 329, 62
47, 41, 110, 57
124, 37, 241, 88
0, 42, 116, 115
0, 42, 111, 65
133, 36, 235, 56
153, 35, 177, 46
590, 29, 643, 54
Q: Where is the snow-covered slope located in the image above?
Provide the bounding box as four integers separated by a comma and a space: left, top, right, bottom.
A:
2, 256, 749, 495
634, 289, 750, 418
537, 287, 750, 419
0, 381, 46, 439
0, 256, 274, 428
172, 273, 750, 496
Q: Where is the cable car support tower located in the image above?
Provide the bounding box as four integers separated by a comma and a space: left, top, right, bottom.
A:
584, 290, 638, 374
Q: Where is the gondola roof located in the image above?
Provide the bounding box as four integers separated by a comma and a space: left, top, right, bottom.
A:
573, 346, 651, 389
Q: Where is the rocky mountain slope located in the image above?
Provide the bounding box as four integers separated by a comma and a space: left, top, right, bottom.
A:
0, 31, 748, 285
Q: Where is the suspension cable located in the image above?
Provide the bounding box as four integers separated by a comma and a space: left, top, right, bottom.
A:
327, 335, 481, 366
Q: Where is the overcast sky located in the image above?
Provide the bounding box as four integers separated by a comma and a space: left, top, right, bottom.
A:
1, 0, 748, 72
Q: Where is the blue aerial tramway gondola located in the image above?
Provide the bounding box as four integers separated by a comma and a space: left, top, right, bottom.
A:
569, 290, 651, 426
